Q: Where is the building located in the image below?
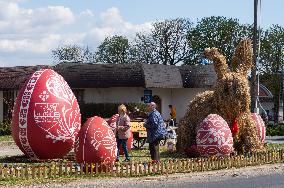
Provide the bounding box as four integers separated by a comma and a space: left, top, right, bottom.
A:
0, 62, 273, 123
0, 63, 218, 122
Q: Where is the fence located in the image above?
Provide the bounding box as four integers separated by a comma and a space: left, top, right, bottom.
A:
0, 150, 283, 180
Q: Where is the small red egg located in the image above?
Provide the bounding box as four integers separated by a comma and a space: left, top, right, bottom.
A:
196, 114, 234, 157
75, 116, 117, 164
251, 113, 266, 143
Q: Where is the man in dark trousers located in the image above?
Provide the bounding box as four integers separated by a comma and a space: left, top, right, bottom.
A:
144, 102, 167, 163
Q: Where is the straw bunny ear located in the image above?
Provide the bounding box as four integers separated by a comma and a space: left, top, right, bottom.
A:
204, 47, 229, 79
231, 39, 253, 76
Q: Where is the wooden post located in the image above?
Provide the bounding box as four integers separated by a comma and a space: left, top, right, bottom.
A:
110, 163, 114, 177
42, 165, 46, 179
139, 164, 142, 176
25, 165, 29, 179
143, 163, 147, 175
126, 163, 129, 177
95, 163, 99, 174
134, 163, 138, 176
116, 164, 119, 177
120, 163, 124, 177
32, 165, 36, 179
15, 165, 19, 178
148, 162, 151, 174
80, 163, 84, 176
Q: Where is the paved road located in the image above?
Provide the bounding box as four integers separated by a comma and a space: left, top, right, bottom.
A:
265, 136, 284, 144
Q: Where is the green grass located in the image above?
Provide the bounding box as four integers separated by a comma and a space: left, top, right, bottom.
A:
266, 143, 284, 150
0, 135, 13, 142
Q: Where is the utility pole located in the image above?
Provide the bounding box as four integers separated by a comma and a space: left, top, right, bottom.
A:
251, 0, 259, 113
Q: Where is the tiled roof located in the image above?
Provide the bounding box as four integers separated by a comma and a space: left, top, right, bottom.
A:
0, 63, 218, 90
179, 64, 217, 88
142, 64, 183, 88
0, 65, 50, 90
54, 63, 145, 88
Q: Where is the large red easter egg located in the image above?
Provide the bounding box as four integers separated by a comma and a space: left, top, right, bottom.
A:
118, 131, 133, 155
251, 113, 266, 143
75, 116, 117, 164
107, 114, 119, 131
196, 114, 234, 157
12, 69, 81, 159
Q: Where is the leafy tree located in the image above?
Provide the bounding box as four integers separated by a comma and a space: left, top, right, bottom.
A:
133, 18, 193, 65
186, 16, 252, 65
95, 35, 132, 64
259, 25, 284, 74
132, 33, 157, 64
52, 45, 95, 63
259, 25, 284, 122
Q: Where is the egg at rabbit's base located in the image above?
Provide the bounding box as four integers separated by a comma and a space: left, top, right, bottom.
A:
196, 114, 234, 157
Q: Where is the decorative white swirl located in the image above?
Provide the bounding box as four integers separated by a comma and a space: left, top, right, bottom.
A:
35, 70, 81, 143
46, 72, 75, 105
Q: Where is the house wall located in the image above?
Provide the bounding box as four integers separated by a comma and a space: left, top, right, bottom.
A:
83, 87, 209, 122
0, 91, 3, 122
84, 87, 144, 104
172, 88, 209, 121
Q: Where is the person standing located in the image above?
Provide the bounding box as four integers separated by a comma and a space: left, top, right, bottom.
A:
168, 104, 177, 126
144, 102, 167, 163
116, 104, 131, 162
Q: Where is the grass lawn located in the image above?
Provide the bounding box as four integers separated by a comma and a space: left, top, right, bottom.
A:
126, 146, 186, 163
266, 143, 284, 150
0, 135, 13, 142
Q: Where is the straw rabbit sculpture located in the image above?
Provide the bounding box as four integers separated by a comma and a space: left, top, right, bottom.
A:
177, 39, 264, 153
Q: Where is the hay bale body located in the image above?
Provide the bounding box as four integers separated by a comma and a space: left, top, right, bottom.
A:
177, 39, 264, 154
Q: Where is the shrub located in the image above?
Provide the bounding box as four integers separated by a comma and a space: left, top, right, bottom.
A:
79, 103, 147, 123
266, 124, 284, 136
0, 120, 12, 136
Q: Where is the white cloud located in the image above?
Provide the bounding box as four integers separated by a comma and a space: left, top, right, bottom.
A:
0, 1, 75, 33
85, 7, 152, 47
80, 9, 94, 17
0, 2, 153, 66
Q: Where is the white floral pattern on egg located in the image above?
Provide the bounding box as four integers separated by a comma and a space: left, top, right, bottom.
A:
12, 69, 81, 159
196, 114, 234, 157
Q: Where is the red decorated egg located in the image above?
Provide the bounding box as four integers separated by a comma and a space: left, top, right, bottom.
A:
107, 114, 119, 131
196, 114, 234, 157
118, 131, 133, 155
251, 113, 266, 143
12, 69, 81, 159
75, 116, 117, 163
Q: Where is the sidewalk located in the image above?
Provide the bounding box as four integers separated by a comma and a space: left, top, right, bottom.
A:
265, 136, 284, 144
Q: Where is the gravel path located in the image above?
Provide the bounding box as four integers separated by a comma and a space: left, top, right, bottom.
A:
2, 163, 284, 188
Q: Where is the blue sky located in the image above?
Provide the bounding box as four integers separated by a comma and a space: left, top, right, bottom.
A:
1, 0, 283, 67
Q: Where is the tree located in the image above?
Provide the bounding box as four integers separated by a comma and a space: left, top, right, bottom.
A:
95, 35, 132, 64
133, 18, 193, 65
52, 45, 95, 63
186, 16, 252, 65
259, 25, 284, 122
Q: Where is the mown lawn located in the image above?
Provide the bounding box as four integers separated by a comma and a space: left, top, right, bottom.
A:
266, 143, 284, 150
0, 135, 13, 142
